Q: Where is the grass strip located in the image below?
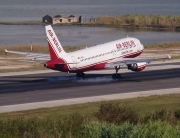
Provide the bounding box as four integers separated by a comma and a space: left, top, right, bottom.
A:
0, 94, 179, 120
0, 94, 179, 137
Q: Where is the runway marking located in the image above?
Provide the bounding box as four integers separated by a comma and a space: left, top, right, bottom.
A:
0, 88, 179, 113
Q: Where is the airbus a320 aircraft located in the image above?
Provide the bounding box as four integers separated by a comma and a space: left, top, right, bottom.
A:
5, 25, 171, 79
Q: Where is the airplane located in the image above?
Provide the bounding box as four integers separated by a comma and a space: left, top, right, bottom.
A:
5, 25, 171, 79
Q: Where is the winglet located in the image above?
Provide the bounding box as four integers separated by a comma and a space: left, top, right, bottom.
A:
167, 55, 171, 60
5, 49, 8, 54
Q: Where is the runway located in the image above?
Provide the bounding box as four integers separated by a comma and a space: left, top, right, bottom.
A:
0, 60, 180, 112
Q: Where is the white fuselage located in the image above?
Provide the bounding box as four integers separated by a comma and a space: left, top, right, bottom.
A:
63, 37, 144, 72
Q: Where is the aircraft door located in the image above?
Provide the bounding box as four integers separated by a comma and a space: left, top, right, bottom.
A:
71, 56, 77, 69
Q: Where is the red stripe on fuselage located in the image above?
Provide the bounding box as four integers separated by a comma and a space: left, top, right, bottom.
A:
66, 50, 143, 73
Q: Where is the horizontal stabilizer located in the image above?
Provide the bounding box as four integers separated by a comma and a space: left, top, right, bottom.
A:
5, 49, 50, 60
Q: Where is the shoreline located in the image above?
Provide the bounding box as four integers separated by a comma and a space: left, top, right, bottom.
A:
0, 21, 179, 32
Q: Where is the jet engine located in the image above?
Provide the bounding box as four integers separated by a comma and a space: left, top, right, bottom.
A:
127, 62, 147, 71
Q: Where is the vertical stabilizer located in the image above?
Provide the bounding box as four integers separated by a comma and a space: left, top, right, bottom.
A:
45, 25, 67, 59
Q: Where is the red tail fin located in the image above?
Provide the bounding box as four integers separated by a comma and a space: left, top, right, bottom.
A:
45, 25, 67, 60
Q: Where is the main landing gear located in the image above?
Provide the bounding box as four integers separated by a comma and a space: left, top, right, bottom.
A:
75, 66, 121, 80
112, 66, 121, 79
76, 72, 85, 79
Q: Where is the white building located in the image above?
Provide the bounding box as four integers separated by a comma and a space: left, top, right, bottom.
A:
52, 14, 77, 24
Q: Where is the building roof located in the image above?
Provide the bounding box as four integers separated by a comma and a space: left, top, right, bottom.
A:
43, 14, 52, 18
69, 15, 75, 18
53, 14, 69, 18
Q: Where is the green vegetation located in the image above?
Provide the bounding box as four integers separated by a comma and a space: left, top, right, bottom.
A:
82, 121, 179, 138
0, 94, 179, 137
87, 14, 180, 30
96, 102, 179, 125
0, 14, 180, 30
0, 119, 179, 137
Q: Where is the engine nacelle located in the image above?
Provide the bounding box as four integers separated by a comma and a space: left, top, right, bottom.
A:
127, 62, 147, 72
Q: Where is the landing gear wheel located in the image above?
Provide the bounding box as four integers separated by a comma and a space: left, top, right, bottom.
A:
112, 66, 121, 80
112, 73, 121, 80
76, 72, 85, 79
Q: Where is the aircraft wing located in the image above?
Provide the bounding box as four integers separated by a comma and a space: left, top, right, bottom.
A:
5, 49, 50, 60
105, 55, 171, 68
